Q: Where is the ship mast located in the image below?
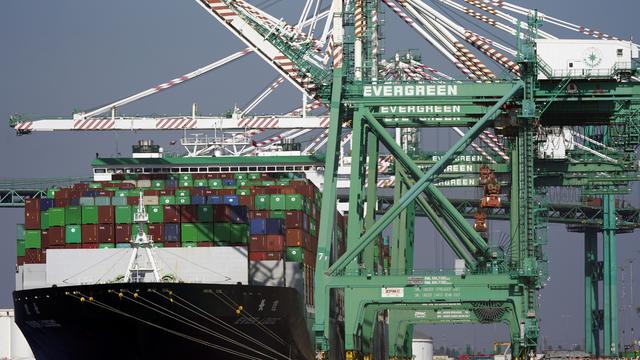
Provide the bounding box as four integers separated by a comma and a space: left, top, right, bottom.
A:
124, 193, 161, 283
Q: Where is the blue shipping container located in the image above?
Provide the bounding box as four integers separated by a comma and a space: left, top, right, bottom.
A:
224, 195, 238, 206
223, 179, 236, 187
164, 224, 180, 242
249, 218, 267, 235
166, 179, 178, 188
69, 197, 80, 206
230, 206, 248, 224
40, 198, 54, 212
191, 195, 206, 205
265, 219, 284, 235
207, 196, 223, 205
116, 243, 132, 249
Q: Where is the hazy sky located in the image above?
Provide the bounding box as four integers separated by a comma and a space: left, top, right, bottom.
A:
1, 0, 639, 352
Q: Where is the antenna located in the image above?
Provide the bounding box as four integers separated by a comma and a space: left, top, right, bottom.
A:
123, 193, 161, 283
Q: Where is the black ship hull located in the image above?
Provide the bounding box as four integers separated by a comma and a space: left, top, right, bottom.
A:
14, 283, 315, 360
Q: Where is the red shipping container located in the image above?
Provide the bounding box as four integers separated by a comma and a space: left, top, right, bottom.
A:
164, 242, 180, 248
238, 196, 254, 208
148, 224, 163, 243
163, 205, 180, 223
204, 189, 217, 196
159, 189, 174, 196
47, 227, 66, 247
97, 190, 114, 197
54, 198, 71, 207
213, 205, 232, 223
41, 229, 50, 247
25, 248, 45, 264
192, 173, 207, 180
285, 211, 304, 229
285, 229, 305, 247
218, 188, 236, 196
54, 188, 71, 199
82, 224, 99, 243
280, 187, 297, 195
115, 224, 132, 243
25, 210, 40, 230
119, 182, 135, 189
98, 206, 115, 224
180, 205, 198, 223
197, 242, 214, 247
143, 189, 160, 196
97, 224, 115, 243
191, 188, 206, 196
249, 251, 283, 261
266, 235, 285, 251
73, 183, 89, 191
219, 173, 231, 179
16, 256, 25, 266
127, 196, 140, 206
249, 235, 267, 251
82, 243, 99, 249
250, 211, 269, 219
66, 244, 82, 249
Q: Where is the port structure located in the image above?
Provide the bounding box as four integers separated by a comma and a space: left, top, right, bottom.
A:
6, 0, 640, 358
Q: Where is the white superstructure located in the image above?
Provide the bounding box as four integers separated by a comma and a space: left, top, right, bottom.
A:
0, 309, 34, 360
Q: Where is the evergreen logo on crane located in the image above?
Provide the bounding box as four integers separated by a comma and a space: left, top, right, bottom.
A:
583, 47, 604, 68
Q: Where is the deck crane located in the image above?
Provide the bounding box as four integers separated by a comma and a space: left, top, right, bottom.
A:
8, 0, 640, 359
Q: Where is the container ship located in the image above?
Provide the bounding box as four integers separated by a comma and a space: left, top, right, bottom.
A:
12, 141, 364, 360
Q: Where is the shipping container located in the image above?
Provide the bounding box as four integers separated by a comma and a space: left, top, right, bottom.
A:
164, 224, 180, 242
197, 205, 213, 223
81, 224, 98, 243
285, 229, 305, 247
24, 230, 41, 249
16, 224, 25, 240
81, 206, 99, 225
207, 195, 223, 204
115, 224, 132, 243
17, 239, 26, 257
249, 251, 283, 261
97, 224, 114, 243
254, 195, 269, 210
286, 247, 304, 262
160, 195, 176, 205
115, 206, 133, 224
180, 205, 198, 223
148, 224, 163, 242
65, 206, 82, 225
65, 225, 81, 244
94, 196, 111, 206
266, 219, 284, 234
163, 205, 180, 223
111, 196, 128, 206
147, 205, 164, 223
48, 208, 66, 227
98, 206, 115, 224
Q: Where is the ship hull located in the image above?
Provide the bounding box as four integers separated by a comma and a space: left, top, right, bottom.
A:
14, 283, 315, 360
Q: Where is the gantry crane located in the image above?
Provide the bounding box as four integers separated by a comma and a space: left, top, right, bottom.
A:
7, 0, 640, 359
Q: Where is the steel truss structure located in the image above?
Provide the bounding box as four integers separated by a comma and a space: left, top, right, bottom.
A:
7, 0, 640, 359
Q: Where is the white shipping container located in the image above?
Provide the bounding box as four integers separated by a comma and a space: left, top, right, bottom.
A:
536, 39, 638, 79
412, 338, 434, 360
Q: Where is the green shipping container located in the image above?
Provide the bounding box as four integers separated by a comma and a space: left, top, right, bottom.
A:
180, 174, 192, 181
269, 211, 286, 219
276, 179, 291, 186
95, 196, 111, 206
147, 205, 164, 223
208, 179, 223, 189
160, 196, 176, 205
82, 206, 99, 224
89, 183, 102, 189
40, 211, 49, 230
248, 173, 260, 180
262, 180, 276, 186
111, 196, 127, 206
234, 173, 247, 180
236, 188, 251, 196
181, 180, 194, 187
213, 223, 231, 244
47, 188, 59, 198
230, 224, 249, 244
99, 243, 115, 249
24, 230, 42, 249
115, 190, 129, 198
17, 239, 26, 257
270, 194, 286, 210
181, 223, 212, 242
255, 195, 269, 210
285, 194, 304, 210
115, 206, 133, 224
65, 206, 82, 225
309, 218, 317, 237
176, 189, 190, 197
151, 180, 165, 189
197, 205, 213, 223
237, 180, 249, 187
182, 241, 197, 248
16, 224, 25, 240
176, 196, 191, 205
153, 243, 164, 248
65, 225, 82, 244
286, 247, 304, 262
48, 208, 66, 227
127, 189, 143, 197
194, 179, 207, 187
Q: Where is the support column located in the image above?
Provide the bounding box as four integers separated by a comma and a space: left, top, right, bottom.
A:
584, 229, 599, 355
603, 194, 618, 356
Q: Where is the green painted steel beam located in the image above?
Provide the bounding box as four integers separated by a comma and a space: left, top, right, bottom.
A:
326, 82, 523, 276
